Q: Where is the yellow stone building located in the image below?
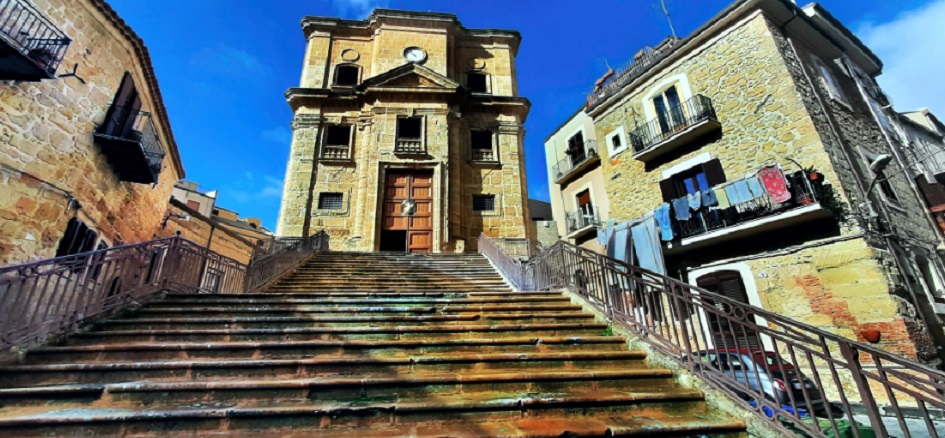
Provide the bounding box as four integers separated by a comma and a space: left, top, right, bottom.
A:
575, 0, 945, 366
276, 9, 532, 253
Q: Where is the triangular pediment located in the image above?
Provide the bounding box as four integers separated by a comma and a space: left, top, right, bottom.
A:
359, 63, 460, 92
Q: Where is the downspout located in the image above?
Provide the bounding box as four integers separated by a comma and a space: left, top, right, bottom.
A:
778, 10, 945, 366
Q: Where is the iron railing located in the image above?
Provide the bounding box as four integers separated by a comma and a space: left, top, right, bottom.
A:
0, 0, 70, 76
566, 207, 600, 234
94, 104, 166, 179
553, 140, 599, 182
630, 94, 718, 154
0, 233, 329, 350
480, 238, 945, 437
587, 47, 668, 109
478, 235, 535, 290
394, 138, 425, 154
244, 232, 329, 292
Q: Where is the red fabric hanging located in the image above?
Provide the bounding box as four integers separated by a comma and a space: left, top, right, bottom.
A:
758, 166, 791, 203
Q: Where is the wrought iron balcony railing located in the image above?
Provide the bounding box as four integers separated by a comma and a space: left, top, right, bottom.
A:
630, 94, 719, 159
0, 0, 70, 80
394, 138, 425, 154
93, 104, 166, 185
586, 47, 667, 109
553, 140, 599, 185
565, 207, 600, 235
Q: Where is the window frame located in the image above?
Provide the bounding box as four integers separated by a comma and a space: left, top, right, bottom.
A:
321, 124, 354, 160
472, 194, 497, 214
860, 148, 901, 206
317, 192, 345, 211
465, 71, 490, 94
470, 129, 498, 163
811, 55, 849, 106
395, 115, 426, 154
606, 126, 628, 157
332, 63, 361, 87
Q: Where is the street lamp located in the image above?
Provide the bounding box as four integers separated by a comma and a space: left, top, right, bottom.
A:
862, 154, 893, 220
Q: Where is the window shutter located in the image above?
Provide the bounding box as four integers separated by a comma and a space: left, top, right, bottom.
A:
702, 159, 727, 187
659, 178, 677, 202
102, 72, 141, 136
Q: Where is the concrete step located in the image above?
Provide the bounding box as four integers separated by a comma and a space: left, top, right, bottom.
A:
0, 351, 648, 386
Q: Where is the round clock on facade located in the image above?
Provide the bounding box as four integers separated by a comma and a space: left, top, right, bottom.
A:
403, 47, 427, 63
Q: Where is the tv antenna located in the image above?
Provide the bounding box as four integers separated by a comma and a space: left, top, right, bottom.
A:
659, 0, 678, 39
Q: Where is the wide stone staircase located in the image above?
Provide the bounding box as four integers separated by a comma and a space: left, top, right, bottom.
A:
0, 252, 746, 436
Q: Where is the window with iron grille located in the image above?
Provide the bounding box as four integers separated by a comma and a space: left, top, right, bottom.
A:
318, 192, 344, 210
472, 194, 496, 212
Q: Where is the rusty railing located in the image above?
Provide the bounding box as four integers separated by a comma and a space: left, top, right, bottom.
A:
481, 238, 945, 437
244, 232, 329, 292
0, 233, 329, 350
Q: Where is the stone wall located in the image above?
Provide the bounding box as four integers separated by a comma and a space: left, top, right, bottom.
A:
0, 0, 184, 266
156, 200, 255, 265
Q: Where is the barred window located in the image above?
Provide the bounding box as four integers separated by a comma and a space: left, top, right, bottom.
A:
472, 194, 496, 212
318, 193, 344, 210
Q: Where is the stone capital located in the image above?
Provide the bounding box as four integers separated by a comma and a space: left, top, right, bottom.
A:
291, 114, 321, 130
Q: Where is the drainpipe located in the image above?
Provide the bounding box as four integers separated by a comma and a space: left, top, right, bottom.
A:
779, 11, 945, 367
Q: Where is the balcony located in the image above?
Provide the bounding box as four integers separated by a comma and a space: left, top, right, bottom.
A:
565, 207, 600, 240
394, 138, 425, 155
471, 148, 497, 163
553, 140, 600, 185
0, 0, 70, 81
93, 105, 166, 185
320, 144, 352, 162
630, 95, 721, 162
587, 46, 666, 109
664, 170, 833, 255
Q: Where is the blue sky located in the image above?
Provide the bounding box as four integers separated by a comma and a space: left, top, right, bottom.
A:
108, 0, 944, 231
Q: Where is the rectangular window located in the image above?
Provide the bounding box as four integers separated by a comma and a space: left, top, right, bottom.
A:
471, 130, 495, 161
318, 192, 344, 210
396, 116, 424, 153
334, 64, 359, 86
566, 131, 586, 165
56, 218, 98, 257
467, 72, 488, 93
472, 194, 496, 212
100, 72, 142, 138
659, 159, 726, 202
186, 200, 200, 210
322, 125, 352, 159
607, 126, 628, 157
876, 169, 900, 203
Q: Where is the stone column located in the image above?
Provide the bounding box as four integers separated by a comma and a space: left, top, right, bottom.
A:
276, 113, 321, 236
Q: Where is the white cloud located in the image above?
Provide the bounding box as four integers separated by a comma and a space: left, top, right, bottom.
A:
224, 175, 283, 204
191, 44, 270, 77
858, 0, 945, 114
328, 0, 390, 18
260, 126, 291, 144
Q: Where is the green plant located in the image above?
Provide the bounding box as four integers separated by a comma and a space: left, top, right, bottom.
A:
600, 325, 615, 337
819, 184, 849, 223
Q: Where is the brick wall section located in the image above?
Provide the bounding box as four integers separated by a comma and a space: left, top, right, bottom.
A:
156, 200, 255, 265
0, 0, 184, 266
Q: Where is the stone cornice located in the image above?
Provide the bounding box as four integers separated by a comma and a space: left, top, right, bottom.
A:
291, 114, 321, 130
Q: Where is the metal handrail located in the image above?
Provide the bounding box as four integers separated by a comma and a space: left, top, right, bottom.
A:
630, 94, 717, 154
95, 104, 166, 178
587, 47, 667, 109
553, 140, 599, 181
0, 0, 70, 75
0, 233, 329, 350
480, 238, 945, 437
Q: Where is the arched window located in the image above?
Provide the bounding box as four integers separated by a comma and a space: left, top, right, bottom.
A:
696, 270, 762, 350
333, 64, 360, 86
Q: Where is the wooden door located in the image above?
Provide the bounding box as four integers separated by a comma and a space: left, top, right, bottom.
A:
696, 271, 762, 351
382, 170, 433, 253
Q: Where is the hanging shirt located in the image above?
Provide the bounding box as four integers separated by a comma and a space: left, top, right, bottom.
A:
702, 189, 718, 207
688, 191, 702, 210
672, 197, 691, 221
654, 203, 673, 241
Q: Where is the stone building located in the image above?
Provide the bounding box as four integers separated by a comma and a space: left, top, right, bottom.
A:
898, 109, 945, 240
172, 180, 217, 218
543, 108, 610, 253
0, 0, 185, 266
276, 9, 532, 253
582, 0, 945, 365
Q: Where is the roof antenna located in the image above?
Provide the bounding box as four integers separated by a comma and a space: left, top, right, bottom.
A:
659, 0, 678, 39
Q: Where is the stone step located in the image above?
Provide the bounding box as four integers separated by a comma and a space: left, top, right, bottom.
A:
0, 369, 677, 407
154, 297, 568, 306
98, 312, 597, 330
0, 351, 648, 386
0, 390, 745, 437
64, 322, 608, 344
26, 336, 629, 362
162, 291, 561, 299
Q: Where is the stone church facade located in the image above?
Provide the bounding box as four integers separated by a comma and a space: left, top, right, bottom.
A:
276, 9, 532, 253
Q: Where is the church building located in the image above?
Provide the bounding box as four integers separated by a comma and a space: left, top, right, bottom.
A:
276, 9, 532, 253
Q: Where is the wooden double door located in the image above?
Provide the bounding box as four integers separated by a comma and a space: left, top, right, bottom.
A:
381, 170, 433, 253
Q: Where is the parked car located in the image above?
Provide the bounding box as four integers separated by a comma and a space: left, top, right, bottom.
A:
687, 348, 828, 415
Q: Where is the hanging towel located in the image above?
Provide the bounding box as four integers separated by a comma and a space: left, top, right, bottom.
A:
654, 203, 673, 241
734, 180, 753, 204
597, 228, 608, 246
606, 227, 616, 259
702, 189, 718, 207
631, 215, 666, 276
758, 165, 791, 203
725, 184, 741, 205
688, 191, 702, 210
614, 225, 631, 264
747, 175, 766, 200
672, 197, 691, 221
716, 188, 731, 209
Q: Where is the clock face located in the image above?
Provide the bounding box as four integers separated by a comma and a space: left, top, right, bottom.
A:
403, 47, 427, 64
